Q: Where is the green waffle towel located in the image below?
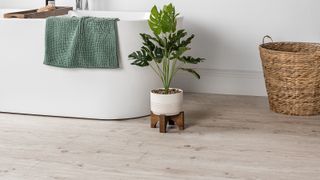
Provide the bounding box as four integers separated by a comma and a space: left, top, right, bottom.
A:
44, 16, 119, 68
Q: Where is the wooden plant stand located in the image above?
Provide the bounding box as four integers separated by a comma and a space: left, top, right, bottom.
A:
150, 111, 184, 133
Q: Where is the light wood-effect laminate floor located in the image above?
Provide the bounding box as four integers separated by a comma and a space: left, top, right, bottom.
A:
0, 93, 319, 180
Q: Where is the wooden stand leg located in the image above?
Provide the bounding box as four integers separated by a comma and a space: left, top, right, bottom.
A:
159, 115, 168, 133
171, 111, 185, 130
176, 112, 185, 130
150, 111, 185, 133
150, 112, 158, 128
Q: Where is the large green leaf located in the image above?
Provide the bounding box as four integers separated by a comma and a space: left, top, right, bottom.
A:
148, 6, 162, 35
139, 33, 164, 48
161, 4, 175, 33
154, 47, 164, 63
179, 68, 201, 79
179, 34, 195, 47
148, 3, 178, 35
179, 56, 205, 64
140, 33, 156, 52
172, 47, 189, 59
167, 29, 187, 52
154, 34, 165, 47
129, 49, 152, 67
173, 30, 187, 42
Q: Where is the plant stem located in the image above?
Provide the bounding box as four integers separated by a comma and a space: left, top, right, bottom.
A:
163, 58, 169, 94
154, 61, 164, 77
168, 58, 178, 86
149, 63, 163, 81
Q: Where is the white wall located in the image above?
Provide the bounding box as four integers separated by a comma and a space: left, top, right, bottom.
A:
1, 0, 320, 96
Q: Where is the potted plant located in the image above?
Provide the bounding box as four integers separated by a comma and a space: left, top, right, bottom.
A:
129, 3, 204, 116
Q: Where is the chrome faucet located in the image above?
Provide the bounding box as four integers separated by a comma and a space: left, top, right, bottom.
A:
76, 0, 89, 10
45, 0, 55, 6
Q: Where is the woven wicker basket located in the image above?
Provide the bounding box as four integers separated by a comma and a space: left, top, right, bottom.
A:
259, 35, 320, 116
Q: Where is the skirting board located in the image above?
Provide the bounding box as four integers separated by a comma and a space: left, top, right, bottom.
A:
172, 68, 267, 97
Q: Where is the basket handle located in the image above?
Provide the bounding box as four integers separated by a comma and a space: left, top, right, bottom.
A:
262, 35, 273, 44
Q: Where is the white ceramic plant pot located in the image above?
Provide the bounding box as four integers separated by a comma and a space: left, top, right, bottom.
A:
150, 88, 183, 116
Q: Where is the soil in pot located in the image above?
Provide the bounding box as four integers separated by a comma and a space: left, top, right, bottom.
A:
151, 89, 182, 94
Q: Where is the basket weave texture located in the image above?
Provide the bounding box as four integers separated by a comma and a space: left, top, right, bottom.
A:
259, 38, 320, 116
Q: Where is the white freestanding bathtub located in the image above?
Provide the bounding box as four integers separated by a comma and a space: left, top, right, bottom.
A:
0, 10, 163, 119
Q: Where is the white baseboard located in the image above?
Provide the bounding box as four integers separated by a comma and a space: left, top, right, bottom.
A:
172, 68, 267, 96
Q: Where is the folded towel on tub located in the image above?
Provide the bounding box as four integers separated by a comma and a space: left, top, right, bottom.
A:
44, 16, 119, 68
